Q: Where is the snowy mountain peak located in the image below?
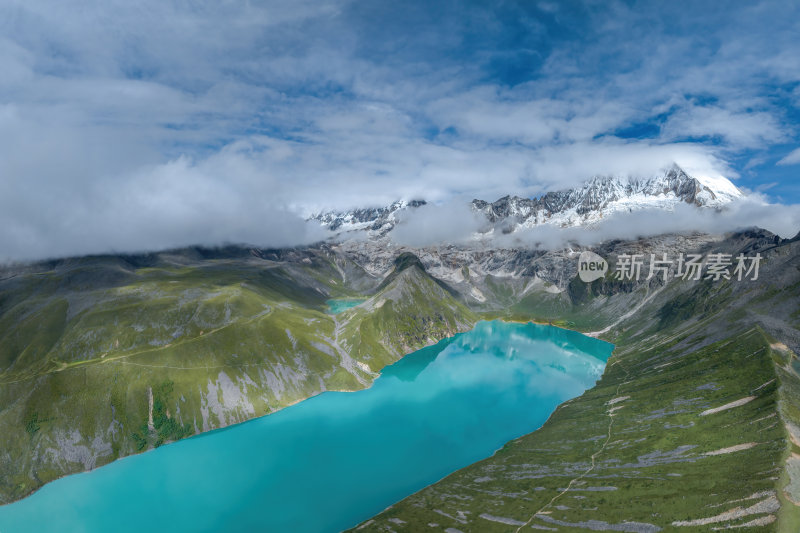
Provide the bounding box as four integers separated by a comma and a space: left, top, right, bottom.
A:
311, 165, 742, 237
472, 164, 742, 229
310, 199, 426, 233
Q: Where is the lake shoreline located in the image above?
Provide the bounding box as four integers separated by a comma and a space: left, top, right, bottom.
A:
0, 320, 613, 533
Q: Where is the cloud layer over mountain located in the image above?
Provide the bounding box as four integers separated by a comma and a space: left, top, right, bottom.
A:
388, 196, 800, 250
1, 0, 799, 260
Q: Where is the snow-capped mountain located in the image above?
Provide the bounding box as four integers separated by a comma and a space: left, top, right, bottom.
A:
311, 200, 427, 235
473, 164, 742, 230
312, 164, 743, 238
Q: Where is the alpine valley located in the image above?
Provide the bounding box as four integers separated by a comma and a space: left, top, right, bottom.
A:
2, 166, 800, 532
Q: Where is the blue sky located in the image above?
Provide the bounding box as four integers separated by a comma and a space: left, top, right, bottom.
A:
0, 0, 798, 259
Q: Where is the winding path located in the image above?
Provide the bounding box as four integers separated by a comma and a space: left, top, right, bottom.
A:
514, 358, 631, 532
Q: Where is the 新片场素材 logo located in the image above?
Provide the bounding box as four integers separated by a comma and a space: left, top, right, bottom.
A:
577, 251, 608, 282
575, 251, 762, 282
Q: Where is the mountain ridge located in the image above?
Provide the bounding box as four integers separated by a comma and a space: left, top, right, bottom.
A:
1, 228, 799, 530
311, 164, 743, 238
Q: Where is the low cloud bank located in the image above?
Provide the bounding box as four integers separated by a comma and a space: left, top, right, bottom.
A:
388, 197, 800, 250
389, 201, 486, 248
0, 145, 328, 263
1, 138, 797, 263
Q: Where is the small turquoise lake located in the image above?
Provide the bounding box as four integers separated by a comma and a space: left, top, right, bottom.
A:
326, 298, 366, 314
0, 321, 613, 533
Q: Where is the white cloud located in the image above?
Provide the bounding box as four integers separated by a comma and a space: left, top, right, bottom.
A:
386, 197, 800, 251
661, 104, 786, 148
0, 136, 328, 262
0, 0, 798, 260
777, 147, 800, 166
390, 201, 486, 247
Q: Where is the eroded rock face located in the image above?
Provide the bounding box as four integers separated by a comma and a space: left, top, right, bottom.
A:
335, 231, 724, 311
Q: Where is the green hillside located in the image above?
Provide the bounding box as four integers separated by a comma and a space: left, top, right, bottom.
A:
355, 235, 800, 532
0, 248, 476, 503
1, 231, 799, 532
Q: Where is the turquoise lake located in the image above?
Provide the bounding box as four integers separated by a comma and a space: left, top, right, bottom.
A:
325, 299, 366, 314
0, 320, 613, 533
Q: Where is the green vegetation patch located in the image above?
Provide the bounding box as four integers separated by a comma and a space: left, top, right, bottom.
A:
355, 328, 790, 531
